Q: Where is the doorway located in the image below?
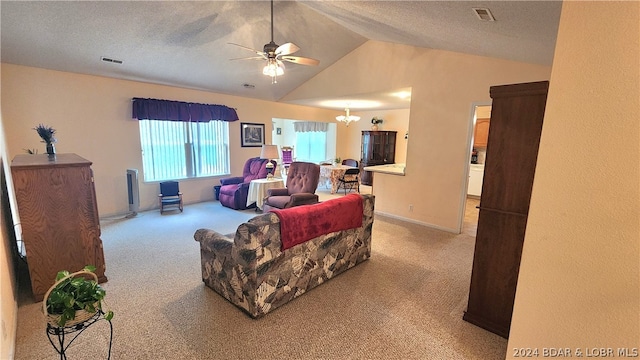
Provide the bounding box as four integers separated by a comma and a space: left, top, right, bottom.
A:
458, 102, 491, 234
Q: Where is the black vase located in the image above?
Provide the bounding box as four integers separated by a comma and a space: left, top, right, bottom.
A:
46, 143, 56, 160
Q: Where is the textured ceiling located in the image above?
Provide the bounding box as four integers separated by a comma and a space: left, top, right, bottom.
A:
0, 1, 562, 110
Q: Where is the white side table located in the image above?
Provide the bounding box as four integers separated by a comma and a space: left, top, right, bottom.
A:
247, 178, 285, 209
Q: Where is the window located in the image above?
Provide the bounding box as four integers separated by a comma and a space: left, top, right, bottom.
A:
139, 119, 229, 182
295, 131, 327, 163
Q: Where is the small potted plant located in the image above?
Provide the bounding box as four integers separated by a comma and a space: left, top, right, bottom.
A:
44, 265, 114, 328
33, 124, 57, 156
371, 117, 383, 130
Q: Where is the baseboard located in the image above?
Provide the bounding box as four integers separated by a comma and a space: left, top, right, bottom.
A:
373, 210, 459, 234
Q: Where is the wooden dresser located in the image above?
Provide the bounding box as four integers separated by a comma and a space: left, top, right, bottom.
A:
463, 81, 549, 338
11, 153, 107, 301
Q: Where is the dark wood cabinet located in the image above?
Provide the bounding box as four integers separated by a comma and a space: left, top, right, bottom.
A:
463, 81, 549, 338
11, 153, 107, 301
360, 131, 396, 186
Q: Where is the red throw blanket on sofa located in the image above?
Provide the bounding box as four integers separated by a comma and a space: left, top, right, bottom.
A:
270, 193, 364, 250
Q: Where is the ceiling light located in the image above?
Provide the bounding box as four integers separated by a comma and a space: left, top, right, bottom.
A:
263, 58, 284, 83
336, 106, 360, 126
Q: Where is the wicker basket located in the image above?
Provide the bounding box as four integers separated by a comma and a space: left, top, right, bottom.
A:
43, 270, 101, 328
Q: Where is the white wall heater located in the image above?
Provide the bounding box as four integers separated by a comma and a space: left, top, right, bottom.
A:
126, 169, 140, 217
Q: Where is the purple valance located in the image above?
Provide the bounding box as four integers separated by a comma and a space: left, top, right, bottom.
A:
132, 98, 239, 122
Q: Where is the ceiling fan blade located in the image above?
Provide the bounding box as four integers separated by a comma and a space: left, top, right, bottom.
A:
281, 56, 320, 66
228, 42, 265, 57
229, 56, 266, 61
276, 42, 300, 56
277, 59, 286, 69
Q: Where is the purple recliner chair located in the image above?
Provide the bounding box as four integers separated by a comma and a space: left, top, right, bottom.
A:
262, 162, 321, 212
219, 157, 274, 210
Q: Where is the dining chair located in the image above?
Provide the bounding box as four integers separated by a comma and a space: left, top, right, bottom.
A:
336, 168, 360, 194
341, 159, 359, 167
280, 146, 294, 175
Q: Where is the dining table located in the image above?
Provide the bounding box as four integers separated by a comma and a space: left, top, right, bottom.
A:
319, 164, 357, 194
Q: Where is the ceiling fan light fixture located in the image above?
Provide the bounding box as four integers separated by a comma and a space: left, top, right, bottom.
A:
263, 58, 284, 83
262, 59, 284, 77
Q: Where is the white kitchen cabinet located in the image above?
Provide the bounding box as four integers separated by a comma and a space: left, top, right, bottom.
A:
468, 164, 484, 196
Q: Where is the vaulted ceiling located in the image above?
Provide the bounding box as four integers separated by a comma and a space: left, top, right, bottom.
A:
0, 1, 562, 110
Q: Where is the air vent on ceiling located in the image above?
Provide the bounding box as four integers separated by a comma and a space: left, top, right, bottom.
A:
243, 83, 256, 89
473, 8, 495, 22
101, 56, 123, 64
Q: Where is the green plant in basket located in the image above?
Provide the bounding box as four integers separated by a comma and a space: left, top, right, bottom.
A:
46, 265, 114, 327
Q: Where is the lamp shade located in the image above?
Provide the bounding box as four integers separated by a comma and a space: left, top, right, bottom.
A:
261, 144, 279, 179
260, 144, 279, 160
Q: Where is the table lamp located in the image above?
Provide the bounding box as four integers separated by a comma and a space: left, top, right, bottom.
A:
260, 144, 279, 179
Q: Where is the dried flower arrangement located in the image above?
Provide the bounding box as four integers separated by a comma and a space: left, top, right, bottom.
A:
34, 124, 57, 144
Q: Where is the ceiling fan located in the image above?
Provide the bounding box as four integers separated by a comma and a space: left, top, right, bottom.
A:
229, 0, 320, 83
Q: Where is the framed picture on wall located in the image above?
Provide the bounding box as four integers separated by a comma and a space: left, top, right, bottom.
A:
241, 122, 265, 147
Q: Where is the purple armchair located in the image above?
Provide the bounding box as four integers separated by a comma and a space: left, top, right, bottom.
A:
219, 157, 275, 210
262, 162, 321, 212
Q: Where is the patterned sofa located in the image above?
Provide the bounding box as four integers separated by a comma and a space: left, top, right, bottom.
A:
194, 194, 375, 318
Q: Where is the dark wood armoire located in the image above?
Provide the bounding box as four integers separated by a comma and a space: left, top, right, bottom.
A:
11, 153, 107, 301
360, 131, 396, 186
463, 81, 549, 338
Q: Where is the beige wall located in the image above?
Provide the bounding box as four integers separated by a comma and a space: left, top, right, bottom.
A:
1, 64, 339, 217
475, 105, 492, 120
508, 1, 639, 354
284, 41, 551, 231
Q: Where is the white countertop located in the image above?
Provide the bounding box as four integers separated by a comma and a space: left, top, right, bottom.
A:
363, 163, 406, 175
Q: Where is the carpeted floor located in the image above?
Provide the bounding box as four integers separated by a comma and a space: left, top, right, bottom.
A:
13, 190, 505, 359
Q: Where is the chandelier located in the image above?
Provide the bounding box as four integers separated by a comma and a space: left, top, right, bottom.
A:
263, 58, 284, 84
336, 106, 360, 126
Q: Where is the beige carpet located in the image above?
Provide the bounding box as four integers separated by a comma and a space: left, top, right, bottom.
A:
13, 190, 505, 359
